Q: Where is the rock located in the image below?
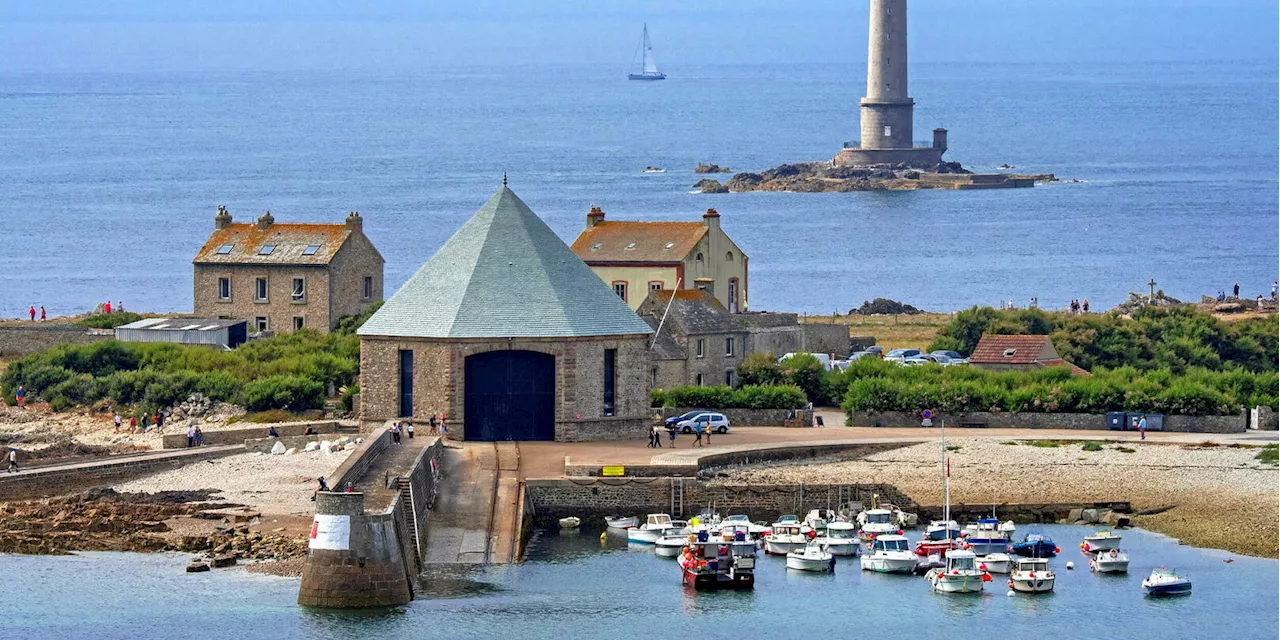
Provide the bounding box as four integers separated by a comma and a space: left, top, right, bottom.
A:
210, 554, 237, 568
319, 441, 333, 455
693, 178, 729, 194
1080, 508, 1100, 523
270, 442, 286, 455
694, 163, 732, 174
354, 438, 363, 444
186, 562, 210, 573
850, 298, 924, 315
304, 442, 319, 452
1104, 511, 1132, 528
997, 164, 1015, 169
1214, 303, 1244, 313
284, 448, 298, 456
1067, 508, 1083, 522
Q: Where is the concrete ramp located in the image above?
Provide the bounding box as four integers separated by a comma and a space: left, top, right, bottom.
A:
422, 442, 523, 564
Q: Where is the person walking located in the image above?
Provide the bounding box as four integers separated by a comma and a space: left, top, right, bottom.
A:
186, 425, 195, 448
646, 426, 655, 448
39, 306, 46, 321
390, 422, 401, 445
129, 416, 138, 432
1082, 299, 1090, 313
27, 306, 35, 321
1138, 415, 1147, 441
667, 427, 677, 448
651, 423, 663, 448
1233, 283, 1240, 298
704, 421, 712, 446
156, 412, 164, 429
693, 421, 705, 447
406, 421, 415, 440
6, 448, 17, 473
428, 414, 438, 435
439, 415, 448, 442
140, 413, 150, 433
15, 385, 25, 409
113, 412, 122, 431
194, 425, 204, 446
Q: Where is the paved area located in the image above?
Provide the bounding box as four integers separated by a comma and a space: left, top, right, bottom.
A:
1, 444, 240, 478
422, 442, 521, 564
352, 433, 431, 512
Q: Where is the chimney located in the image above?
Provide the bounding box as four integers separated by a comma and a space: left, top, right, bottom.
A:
256, 211, 274, 231
933, 128, 948, 151
345, 211, 363, 233
694, 277, 715, 300
702, 207, 721, 232
586, 205, 605, 229
214, 205, 233, 230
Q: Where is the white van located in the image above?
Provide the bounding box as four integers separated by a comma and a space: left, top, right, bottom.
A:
778, 352, 835, 371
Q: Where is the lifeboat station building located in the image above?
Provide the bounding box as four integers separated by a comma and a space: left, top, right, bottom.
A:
356, 186, 654, 442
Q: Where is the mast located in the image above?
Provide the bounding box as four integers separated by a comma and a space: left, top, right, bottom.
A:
942, 417, 950, 541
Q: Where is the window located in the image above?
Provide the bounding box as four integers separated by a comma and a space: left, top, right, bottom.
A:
886, 57, 891, 67
363, 276, 373, 300
291, 277, 305, 302
725, 337, 735, 357
725, 370, 734, 387
255, 277, 268, 302
696, 339, 706, 358
613, 281, 627, 302
398, 350, 414, 418
216, 244, 233, 255
695, 373, 704, 386
625, 242, 637, 250
651, 367, 658, 388
695, 252, 703, 262
258, 244, 276, 255
255, 316, 268, 332
302, 244, 321, 256
591, 242, 602, 250
217, 277, 231, 301
884, 125, 892, 137
664, 242, 675, 249
725, 251, 733, 261
603, 348, 617, 417
293, 316, 305, 331
649, 281, 664, 292
885, 84, 892, 92
886, 31, 891, 41
728, 279, 739, 313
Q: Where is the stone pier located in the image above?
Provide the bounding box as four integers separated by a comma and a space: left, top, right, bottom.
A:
296, 492, 413, 608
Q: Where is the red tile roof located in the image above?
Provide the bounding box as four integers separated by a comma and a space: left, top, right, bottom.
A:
969, 334, 1057, 365
571, 221, 707, 263
194, 223, 352, 265
1036, 359, 1093, 377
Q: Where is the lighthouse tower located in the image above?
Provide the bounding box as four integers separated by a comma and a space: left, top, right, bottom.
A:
834, 0, 946, 167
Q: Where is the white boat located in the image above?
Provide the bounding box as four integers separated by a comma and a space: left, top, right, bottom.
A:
713, 524, 760, 556
1090, 548, 1130, 574
1008, 557, 1055, 593
859, 534, 917, 574
1142, 567, 1192, 596
927, 549, 987, 594
654, 533, 688, 557
626, 24, 667, 80
1082, 530, 1123, 553
964, 517, 1012, 556
978, 553, 1014, 574
558, 516, 581, 529
924, 520, 962, 542
628, 513, 676, 544
763, 522, 808, 555
816, 522, 861, 557
786, 540, 834, 572
856, 508, 901, 540
716, 514, 768, 539
605, 515, 638, 530
642, 167, 665, 173
998, 520, 1016, 535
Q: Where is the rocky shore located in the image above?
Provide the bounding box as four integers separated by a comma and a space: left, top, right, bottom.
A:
692, 161, 1058, 193
712, 438, 1279, 558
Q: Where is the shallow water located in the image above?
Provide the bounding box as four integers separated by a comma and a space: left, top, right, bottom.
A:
3, 524, 1276, 640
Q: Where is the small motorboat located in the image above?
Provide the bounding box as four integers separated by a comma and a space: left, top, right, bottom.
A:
998, 520, 1016, 535
926, 548, 988, 594
642, 166, 665, 173
679, 532, 754, 590
978, 553, 1014, 574
558, 517, 581, 529
628, 513, 677, 544
1012, 532, 1059, 558
655, 533, 689, 558
816, 521, 861, 557
913, 553, 946, 576
1090, 548, 1130, 574
786, 540, 835, 572
1008, 557, 1055, 593
963, 517, 1012, 556
856, 508, 902, 541
859, 534, 917, 574
1082, 530, 1123, 553
924, 519, 962, 542
605, 515, 638, 530
716, 514, 768, 539
763, 522, 808, 555
1142, 567, 1191, 596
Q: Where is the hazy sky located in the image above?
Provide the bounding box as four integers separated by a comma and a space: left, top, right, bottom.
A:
1, 0, 1275, 72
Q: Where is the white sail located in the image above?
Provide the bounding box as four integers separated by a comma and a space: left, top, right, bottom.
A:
642, 27, 660, 75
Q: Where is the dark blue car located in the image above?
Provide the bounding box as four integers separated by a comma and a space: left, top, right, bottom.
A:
664, 410, 706, 428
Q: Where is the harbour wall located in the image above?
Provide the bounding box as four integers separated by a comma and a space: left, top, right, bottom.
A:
564, 441, 912, 477
0, 325, 112, 357
0, 446, 241, 500
847, 410, 1247, 434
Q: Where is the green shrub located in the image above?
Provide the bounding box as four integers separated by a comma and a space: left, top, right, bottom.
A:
73, 312, 142, 329
1114, 446, 1136, 453
736, 353, 786, 386
654, 384, 807, 410
239, 375, 325, 413
239, 409, 297, 424
1256, 444, 1278, 464
1081, 441, 1103, 452
779, 353, 825, 405
340, 384, 360, 412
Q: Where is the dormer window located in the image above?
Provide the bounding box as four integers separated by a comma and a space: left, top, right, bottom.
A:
591, 242, 602, 251
258, 244, 276, 255
302, 244, 321, 256
216, 244, 233, 255
1003, 348, 1017, 358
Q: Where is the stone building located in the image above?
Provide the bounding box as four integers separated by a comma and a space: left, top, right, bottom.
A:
192, 207, 384, 333
570, 207, 748, 313
356, 185, 654, 442
969, 334, 1090, 376
637, 290, 748, 389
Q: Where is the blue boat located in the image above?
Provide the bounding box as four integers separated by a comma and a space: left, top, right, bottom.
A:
1142, 568, 1192, 596
1011, 532, 1058, 558
964, 517, 1011, 556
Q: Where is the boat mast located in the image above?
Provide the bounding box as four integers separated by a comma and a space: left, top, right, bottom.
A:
942, 417, 950, 541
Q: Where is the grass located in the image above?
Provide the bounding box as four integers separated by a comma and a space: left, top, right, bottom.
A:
227, 409, 321, 424
1081, 441, 1104, 452
1114, 446, 1136, 453
999, 440, 1018, 445
945, 445, 962, 452
1026, 439, 1069, 448
799, 312, 951, 351
1255, 444, 1278, 464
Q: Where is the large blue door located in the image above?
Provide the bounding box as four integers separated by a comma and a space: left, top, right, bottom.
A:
463, 350, 556, 441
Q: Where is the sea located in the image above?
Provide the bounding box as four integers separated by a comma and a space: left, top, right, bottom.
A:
0, 60, 1277, 319
3, 524, 1277, 640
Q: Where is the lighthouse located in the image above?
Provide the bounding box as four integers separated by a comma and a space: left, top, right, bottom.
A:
834, 0, 947, 167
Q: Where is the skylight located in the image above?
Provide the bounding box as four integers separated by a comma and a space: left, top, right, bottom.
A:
625, 242, 637, 250
216, 244, 233, 254
258, 245, 277, 255
591, 242, 602, 250
302, 244, 321, 256
664, 242, 675, 249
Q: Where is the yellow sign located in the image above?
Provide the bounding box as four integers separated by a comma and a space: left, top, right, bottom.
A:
601, 466, 625, 477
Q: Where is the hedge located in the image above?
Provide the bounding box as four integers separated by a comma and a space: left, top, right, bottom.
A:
651, 384, 808, 410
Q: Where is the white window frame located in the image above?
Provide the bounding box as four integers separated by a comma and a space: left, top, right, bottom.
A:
725, 337, 734, 357
884, 125, 892, 138
293, 316, 305, 331
613, 281, 628, 302
291, 277, 306, 303
255, 316, 269, 332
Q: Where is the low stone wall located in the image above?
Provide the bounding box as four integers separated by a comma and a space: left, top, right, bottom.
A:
563, 441, 913, 478
328, 428, 392, 492
244, 434, 339, 454
0, 446, 241, 500
160, 421, 342, 449
659, 407, 801, 427
556, 417, 648, 442
0, 325, 112, 357
848, 410, 1246, 434
917, 501, 1132, 524
1255, 406, 1278, 431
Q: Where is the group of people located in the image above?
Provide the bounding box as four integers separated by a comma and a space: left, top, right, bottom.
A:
185, 424, 205, 447
26, 306, 46, 322
113, 411, 165, 433
1067, 299, 1090, 314
94, 301, 125, 314
390, 421, 415, 444
390, 414, 448, 444
646, 422, 711, 448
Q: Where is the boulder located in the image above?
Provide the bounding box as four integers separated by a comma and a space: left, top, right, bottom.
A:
1104, 511, 1132, 528
284, 448, 298, 456
210, 554, 237, 568
1080, 508, 1100, 523
694, 163, 732, 174
1067, 508, 1083, 522
270, 441, 286, 455
319, 441, 333, 455
186, 562, 210, 573
304, 442, 319, 452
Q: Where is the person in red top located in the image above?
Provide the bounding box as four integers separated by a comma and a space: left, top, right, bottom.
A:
28, 306, 35, 321
39, 306, 46, 321
104, 301, 112, 314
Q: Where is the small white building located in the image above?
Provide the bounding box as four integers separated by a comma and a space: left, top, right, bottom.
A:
114, 318, 248, 349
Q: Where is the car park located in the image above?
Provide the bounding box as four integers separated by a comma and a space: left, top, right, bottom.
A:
675, 412, 731, 434
883, 348, 921, 363
930, 350, 968, 365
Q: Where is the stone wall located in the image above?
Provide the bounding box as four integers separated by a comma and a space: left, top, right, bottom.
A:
832, 146, 944, 167
329, 428, 392, 491
0, 325, 112, 357
193, 264, 332, 333
848, 410, 1246, 434
160, 421, 341, 449
296, 493, 412, 608
660, 407, 800, 427
244, 434, 332, 453
326, 230, 385, 325
799, 323, 851, 356
563, 441, 908, 478
0, 446, 240, 500
1254, 406, 1278, 431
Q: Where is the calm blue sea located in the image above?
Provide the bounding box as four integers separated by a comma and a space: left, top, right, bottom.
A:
2, 524, 1276, 640
0, 60, 1276, 318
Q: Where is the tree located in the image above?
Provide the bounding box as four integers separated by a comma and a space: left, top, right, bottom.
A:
736, 353, 785, 386
779, 353, 824, 406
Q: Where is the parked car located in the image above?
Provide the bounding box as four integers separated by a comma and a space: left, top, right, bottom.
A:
675, 412, 731, 434
906, 354, 949, 366
930, 350, 969, 365
883, 348, 921, 363
865, 345, 885, 355
847, 351, 878, 361
664, 410, 708, 428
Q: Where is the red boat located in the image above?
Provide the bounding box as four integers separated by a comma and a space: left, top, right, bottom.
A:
915, 538, 964, 557
678, 532, 755, 590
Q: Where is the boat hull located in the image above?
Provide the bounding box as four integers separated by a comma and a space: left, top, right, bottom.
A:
822, 539, 862, 557
654, 543, 684, 558
928, 571, 985, 593
967, 538, 1010, 556
860, 555, 917, 574
763, 539, 807, 555
978, 555, 1013, 574
682, 567, 754, 589
786, 556, 833, 572
1083, 536, 1122, 552
1091, 555, 1129, 573
1012, 542, 1057, 558
1009, 576, 1055, 593
628, 528, 664, 544
627, 74, 666, 81
606, 517, 638, 530
1143, 581, 1191, 596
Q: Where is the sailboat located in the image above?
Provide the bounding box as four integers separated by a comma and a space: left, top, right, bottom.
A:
628, 24, 666, 80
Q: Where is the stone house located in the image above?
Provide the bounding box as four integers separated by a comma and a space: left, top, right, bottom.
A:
969, 334, 1090, 376
193, 207, 384, 333
356, 186, 654, 442
570, 207, 748, 313
637, 289, 749, 389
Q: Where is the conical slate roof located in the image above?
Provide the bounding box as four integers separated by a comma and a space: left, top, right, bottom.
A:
358, 186, 654, 339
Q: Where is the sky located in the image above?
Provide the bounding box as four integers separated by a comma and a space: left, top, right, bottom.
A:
0, 0, 1276, 72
